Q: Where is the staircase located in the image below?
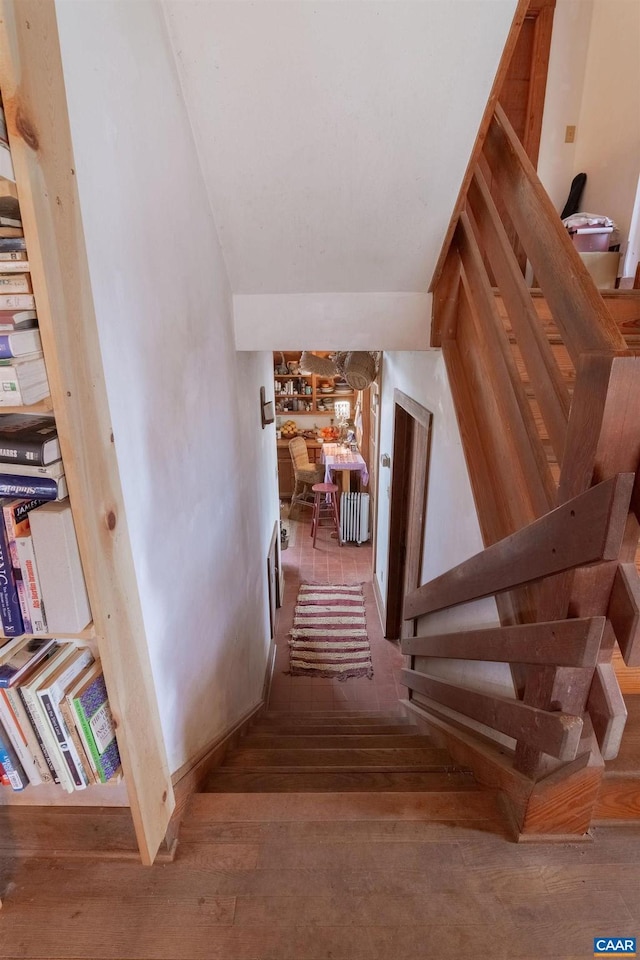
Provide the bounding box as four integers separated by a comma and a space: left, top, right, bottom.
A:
196, 710, 503, 828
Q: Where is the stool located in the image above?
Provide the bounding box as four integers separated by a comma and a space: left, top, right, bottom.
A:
310, 482, 341, 548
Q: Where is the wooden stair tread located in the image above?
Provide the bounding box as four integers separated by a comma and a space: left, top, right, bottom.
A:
224, 747, 454, 769
253, 723, 414, 737
203, 770, 478, 793
261, 715, 410, 726
264, 710, 407, 720
242, 734, 432, 749
187, 790, 503, 822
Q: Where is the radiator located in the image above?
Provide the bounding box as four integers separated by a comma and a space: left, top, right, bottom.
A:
340, 492, 370, 544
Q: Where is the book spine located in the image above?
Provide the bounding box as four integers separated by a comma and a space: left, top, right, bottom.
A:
18, 686, 72, 791
0, 759, 10, 786
4, 686, 53, 784
0, 511, 23, 636
39, 691, 87, 789
0, 716, 26, 790
0, 335, 15, 358
0, 276, 30, 295
0, 260, 30, 271
0, 441, 52, 467
0, 476, 60, 500
0, 689, 41, 784
59, 697, 97, 784
15, 687, 59, 784
15, 536, 47, 632
0, 295, 34, 310
72, 702, 106, 781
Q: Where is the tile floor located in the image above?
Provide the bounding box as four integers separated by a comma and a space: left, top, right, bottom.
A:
269, 508, 406, 715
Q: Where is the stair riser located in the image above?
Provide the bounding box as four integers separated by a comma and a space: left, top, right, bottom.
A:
204, 771, 478, 793
242, 735, 432, 750
225, 748, 453, 769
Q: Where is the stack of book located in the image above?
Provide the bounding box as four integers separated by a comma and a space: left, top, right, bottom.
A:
0, 108, 50, 407
0, 637, 121, 791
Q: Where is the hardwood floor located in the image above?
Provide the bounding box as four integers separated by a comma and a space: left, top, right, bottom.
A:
1, 819, 640, 958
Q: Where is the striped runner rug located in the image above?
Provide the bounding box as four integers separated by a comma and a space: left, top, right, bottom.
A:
288, 583, 373, 680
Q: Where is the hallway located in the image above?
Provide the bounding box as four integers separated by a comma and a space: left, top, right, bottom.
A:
269, 511, 405, 716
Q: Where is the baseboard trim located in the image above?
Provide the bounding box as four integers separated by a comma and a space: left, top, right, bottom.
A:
372, 572, 385, 632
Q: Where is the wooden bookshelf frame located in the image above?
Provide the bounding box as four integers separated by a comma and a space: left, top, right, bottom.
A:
0, 0, 174, 863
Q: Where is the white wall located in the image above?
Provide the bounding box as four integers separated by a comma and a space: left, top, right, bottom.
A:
374, 351, 514, 699
537, 0, 594, 213
234, 293, 430, 351
55, 0, 279, 773
538, 0, 640, 259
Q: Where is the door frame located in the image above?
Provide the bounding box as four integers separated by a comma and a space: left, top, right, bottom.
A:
384, 390, 433, 640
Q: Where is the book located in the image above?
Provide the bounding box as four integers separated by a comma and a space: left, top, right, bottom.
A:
0, 687, 42, 784
0, 474, 67, 501
0, 251, 27, 262
0, 217, 22, 230
0, 144, 14, 182
30, 501, 90, 631
37, 645, 94, 789
0, 459, 63, 479
0, 239, 26, 253
0, 415, 59, 464
0, 504, 23, 636
0, 260, 29, 273
0, 636, 56, 687
19, 644, 78, 792
0, 227, 23, 239
3, 685, 54, 784
0, 309, 37, 329
15, 532, 47, 633
0, 294, 34, 310
0, 328, 40, 358
0, 274, 31, 295
0, 355, 50, 406
59, 694, 97, 784
0, 716, 26, 790
70, 664, 121, 783
0, 759, 9, 786
1, 498, 46, 634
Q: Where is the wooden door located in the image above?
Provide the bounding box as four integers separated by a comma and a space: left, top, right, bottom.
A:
384, 392, 432, 641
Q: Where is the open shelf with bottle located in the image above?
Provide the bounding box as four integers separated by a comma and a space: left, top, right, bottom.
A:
273, 351, 355, 416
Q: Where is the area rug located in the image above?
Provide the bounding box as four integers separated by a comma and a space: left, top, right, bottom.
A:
288, 583, 373, 680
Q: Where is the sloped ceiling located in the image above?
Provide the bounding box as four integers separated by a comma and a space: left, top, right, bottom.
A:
163, 1, 517, 296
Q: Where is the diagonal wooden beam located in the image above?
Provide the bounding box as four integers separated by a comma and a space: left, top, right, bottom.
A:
401, 617, 604, 667
402, 669, 583, 761
404, 473, 634, 621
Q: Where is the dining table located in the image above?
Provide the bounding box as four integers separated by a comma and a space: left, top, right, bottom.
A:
321, 443, 369, 491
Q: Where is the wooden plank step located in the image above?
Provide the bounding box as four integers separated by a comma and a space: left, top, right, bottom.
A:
186, 790, 504, 822
241, 734, 431, 750
593, 775, 640, 822
250, 723, 416, 737
224, 747, 455, 770
202, 770, 478, 793
261, 711, 411, 722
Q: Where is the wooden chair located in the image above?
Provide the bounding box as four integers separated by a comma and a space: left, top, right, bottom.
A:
289, 437, 324, 518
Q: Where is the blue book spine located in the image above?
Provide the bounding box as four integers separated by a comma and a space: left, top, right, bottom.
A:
0, 475, 59, 500
0, 336, 14, 359
0, 717, 26, 790
0, 511, 23, 636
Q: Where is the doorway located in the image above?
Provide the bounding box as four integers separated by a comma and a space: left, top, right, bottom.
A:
384, 390, 433, 641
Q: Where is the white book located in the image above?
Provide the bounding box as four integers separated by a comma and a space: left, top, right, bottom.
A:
29, 501, 91, 632
15, 534, 47, 633
37, 646, 94, 789
0, 144, 15, 182
0, 687, 42, 784
4, 685, 54, 783
0, 458, 64, 479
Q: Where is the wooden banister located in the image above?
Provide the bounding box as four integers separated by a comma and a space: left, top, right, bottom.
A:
466, 168, 570, 462
401, 669, 583, 761
401, 617, 604, 667
483, 105, 626, 362
404, 473, 633, 621
456, 212, 556, 516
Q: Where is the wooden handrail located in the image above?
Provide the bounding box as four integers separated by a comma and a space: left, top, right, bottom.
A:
401, 617, 604, 667
483, 105, 626, 362
466, 168, 570, 462
401, 669, 583, 761
456, 212, 556, 516
404, 473, 633, 621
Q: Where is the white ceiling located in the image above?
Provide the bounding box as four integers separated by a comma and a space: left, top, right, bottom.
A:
163, 1, 516, 296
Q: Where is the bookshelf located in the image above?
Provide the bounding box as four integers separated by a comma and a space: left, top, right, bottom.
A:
0, 2, 173, 863
273, 351, 356, 417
